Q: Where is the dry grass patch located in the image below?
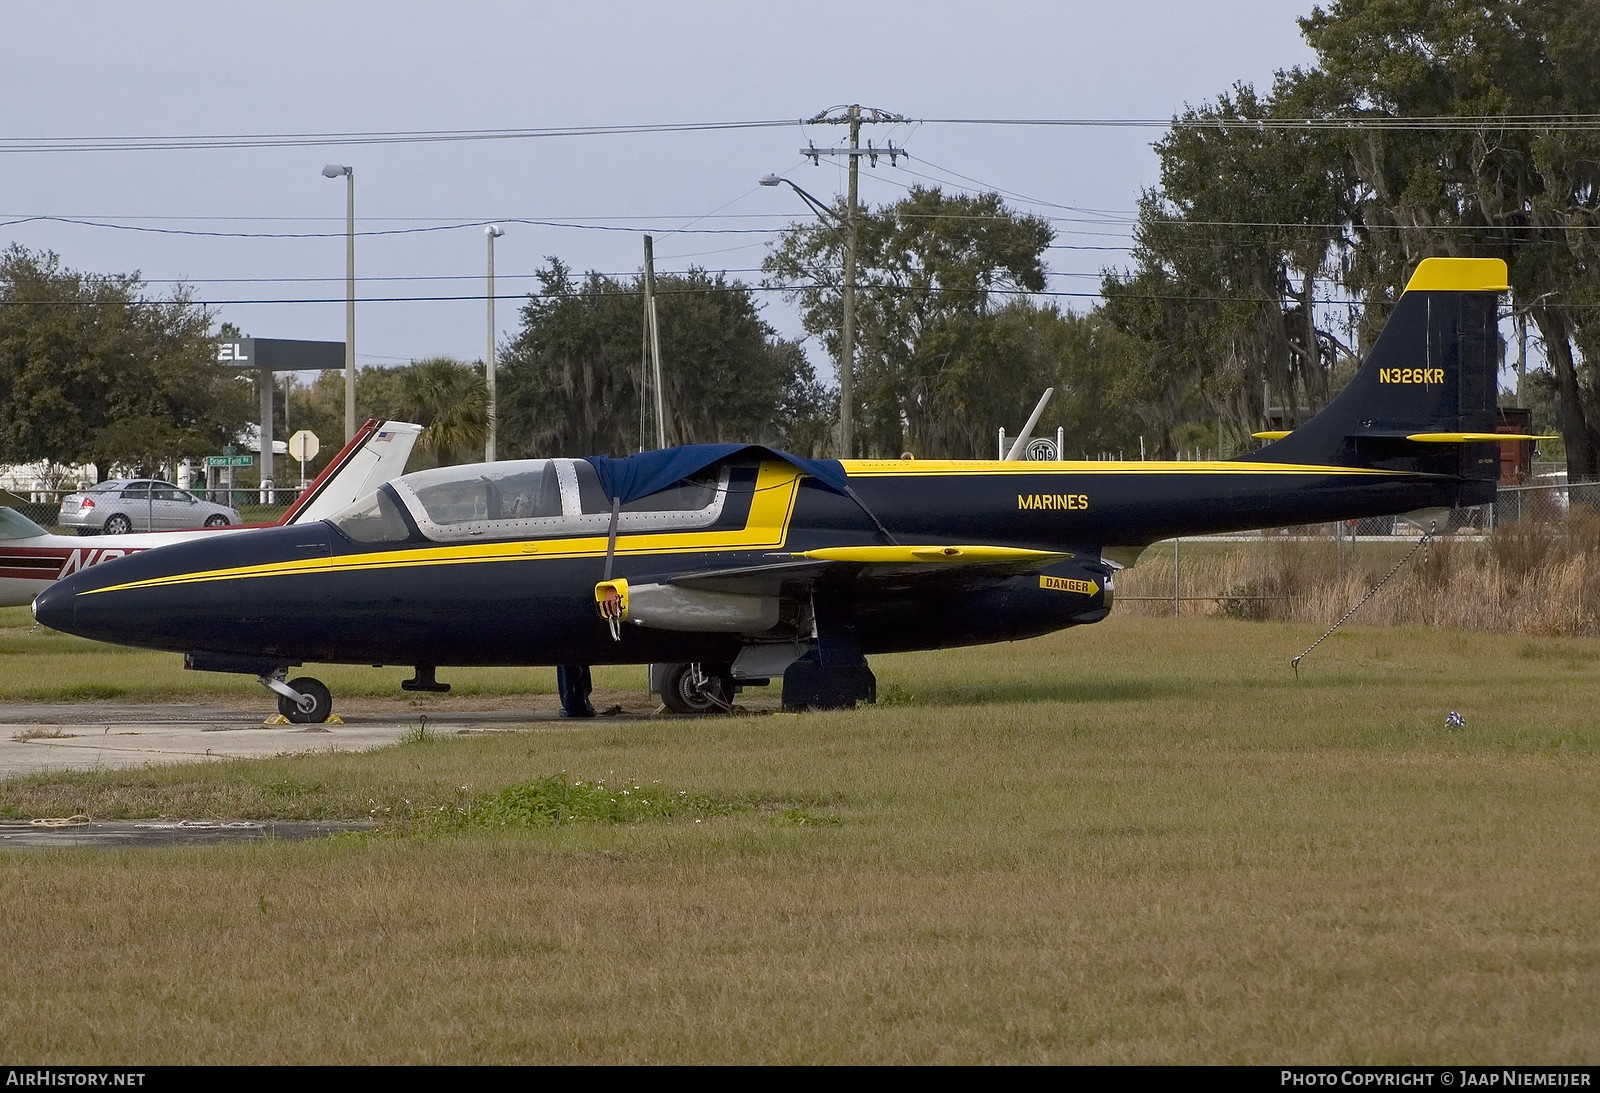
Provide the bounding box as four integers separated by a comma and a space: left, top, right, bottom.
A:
1121, 514, 1600, 636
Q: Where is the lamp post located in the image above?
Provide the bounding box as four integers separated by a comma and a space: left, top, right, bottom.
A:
322, 163, 356, 443
760, 174, 854, 457
485, 224, 504, 462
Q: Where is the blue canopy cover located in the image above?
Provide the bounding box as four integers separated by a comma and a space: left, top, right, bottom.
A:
583, 444, 851, 504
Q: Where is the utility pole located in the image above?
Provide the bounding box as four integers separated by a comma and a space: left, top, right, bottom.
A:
643, 235, 667, 449
801, 104, 906, 457
321, 164, 356, 444
485, 225, 504, 462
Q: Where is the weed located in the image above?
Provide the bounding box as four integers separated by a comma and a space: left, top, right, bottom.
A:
58, 684, 124, 700
875, 682, 914, 707
773, 807, 842, 826
10, 728, 77, 741
423, 772, 742, 831
264, 779, 322, 798
397, 718, 436, 746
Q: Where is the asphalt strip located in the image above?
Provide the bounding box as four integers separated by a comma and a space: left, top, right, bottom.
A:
0, 818, 375, 849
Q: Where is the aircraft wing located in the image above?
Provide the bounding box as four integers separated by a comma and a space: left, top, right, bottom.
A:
592, 544, 1100, 640
666, 545, 1075, 596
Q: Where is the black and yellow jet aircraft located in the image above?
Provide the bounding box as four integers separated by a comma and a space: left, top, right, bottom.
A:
33, 258, 1524, 721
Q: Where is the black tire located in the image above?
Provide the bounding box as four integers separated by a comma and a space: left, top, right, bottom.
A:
204, 514, 230, 527
102, 513, 133, 535
660, 662, 733, 715
278, 677, 333, 724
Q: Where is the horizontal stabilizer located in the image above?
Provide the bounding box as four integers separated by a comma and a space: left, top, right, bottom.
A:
1404, 432, 1556, 443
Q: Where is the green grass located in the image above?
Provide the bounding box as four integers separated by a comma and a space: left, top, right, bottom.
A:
1, 613, 1598, 1062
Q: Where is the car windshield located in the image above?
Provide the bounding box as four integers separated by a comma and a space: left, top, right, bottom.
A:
0, 507, 47, 540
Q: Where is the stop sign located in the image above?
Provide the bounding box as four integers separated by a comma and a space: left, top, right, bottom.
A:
288, 430, 320, 462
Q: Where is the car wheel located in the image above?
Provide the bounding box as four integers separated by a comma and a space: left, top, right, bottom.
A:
204, 514, 230, 527
102, 514, 133, 535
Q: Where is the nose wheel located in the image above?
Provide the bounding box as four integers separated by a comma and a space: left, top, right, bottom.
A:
260, 672, 334, 724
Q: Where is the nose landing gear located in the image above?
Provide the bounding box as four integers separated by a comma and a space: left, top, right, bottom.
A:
259, 671, 333, 724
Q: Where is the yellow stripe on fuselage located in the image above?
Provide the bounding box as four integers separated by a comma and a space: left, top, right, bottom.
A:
838, 458, 1408, 477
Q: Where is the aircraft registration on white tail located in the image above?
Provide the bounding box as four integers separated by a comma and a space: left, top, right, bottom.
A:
33, 259, 1536, 722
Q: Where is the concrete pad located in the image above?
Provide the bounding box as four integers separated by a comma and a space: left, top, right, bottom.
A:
0, 698, 661, 778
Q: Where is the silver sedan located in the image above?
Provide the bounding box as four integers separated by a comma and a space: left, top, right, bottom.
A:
57, 479, 242, 535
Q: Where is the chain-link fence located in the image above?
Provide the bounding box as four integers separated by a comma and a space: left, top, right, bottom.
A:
1118, 479, 1600, 632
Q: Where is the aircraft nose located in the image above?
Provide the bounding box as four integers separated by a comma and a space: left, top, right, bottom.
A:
31, 578, 71, 632
30, 522, 336, 653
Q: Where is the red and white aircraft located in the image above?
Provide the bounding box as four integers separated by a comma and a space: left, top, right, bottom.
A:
0, 420, 421, 607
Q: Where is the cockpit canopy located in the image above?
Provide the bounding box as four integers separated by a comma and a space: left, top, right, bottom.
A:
330, 458, 728, 545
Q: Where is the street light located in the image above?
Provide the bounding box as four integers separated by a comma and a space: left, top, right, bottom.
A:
760, 174, 838, 224
322, 163, 355, 444
762, 173, 855, 456
485, 224, 504, 462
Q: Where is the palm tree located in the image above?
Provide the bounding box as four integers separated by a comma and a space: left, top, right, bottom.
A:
395, 357, 488, 466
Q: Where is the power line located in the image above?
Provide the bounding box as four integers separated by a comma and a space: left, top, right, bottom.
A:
0, 214, 791, 239
17, 210, 1590, 238
9, 114, 1600, 154
0, 119, 803, 154
920, 114, 1600, 132
0, 210, 1141, 239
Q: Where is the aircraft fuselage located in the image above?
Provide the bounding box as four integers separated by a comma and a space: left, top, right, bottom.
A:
33, 455, 1466, 669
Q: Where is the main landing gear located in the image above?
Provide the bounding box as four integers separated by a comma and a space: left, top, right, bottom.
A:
658, 662, 735, 715
649, 655, 877, 714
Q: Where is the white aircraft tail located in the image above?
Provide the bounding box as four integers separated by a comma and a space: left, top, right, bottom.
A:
281, 420, 423, 525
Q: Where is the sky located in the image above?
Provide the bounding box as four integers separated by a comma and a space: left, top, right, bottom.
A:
1, 0, 1320, 383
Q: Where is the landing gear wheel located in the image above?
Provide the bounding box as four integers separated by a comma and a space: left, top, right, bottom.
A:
103, 513, 133, 535
204, 514, 230, 527
278, 676, 332, 724
660, 662, 734, 715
